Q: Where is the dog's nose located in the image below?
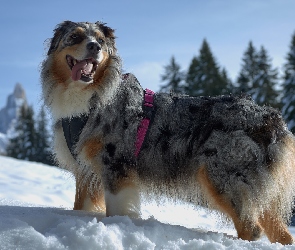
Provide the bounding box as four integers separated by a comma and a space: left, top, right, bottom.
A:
87, 41, 101, 54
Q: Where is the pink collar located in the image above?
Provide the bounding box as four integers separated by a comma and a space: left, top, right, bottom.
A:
135, 89, 155, 157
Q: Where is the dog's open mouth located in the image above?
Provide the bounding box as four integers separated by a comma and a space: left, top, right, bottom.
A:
66, 55, 98, 82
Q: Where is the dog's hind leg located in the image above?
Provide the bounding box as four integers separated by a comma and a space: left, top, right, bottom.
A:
104, 170, 141, 218
258, 209, 294, 245
197, 165, 263, 241
74, 176, 106, 213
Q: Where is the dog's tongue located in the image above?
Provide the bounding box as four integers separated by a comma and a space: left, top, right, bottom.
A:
71, 60, 93, 81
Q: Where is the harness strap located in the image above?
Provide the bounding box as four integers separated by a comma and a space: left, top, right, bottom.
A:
135, 89, 155, 157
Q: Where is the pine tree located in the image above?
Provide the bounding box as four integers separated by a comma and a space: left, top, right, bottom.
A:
185, 56, 202, 95
7, 104, 36, 160
236, 42, 280, 108
25, 105, 36, 161
184, 39, 231, 96
35, 105, 53, 165
236, 41, 259, 94
6, 105, 26, 159
282, 32, 295, 133
254, 46, 280, 108
159, 56, 185, 93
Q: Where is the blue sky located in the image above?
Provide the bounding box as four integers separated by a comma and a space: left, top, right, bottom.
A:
0, 0, 294, 111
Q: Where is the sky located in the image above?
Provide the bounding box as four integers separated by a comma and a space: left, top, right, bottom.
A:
0, 0, 294, 111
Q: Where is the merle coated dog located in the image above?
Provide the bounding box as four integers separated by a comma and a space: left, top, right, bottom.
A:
41, 21, 295, 245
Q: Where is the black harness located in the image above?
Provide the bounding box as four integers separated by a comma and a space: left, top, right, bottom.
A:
62, 114, 89, 158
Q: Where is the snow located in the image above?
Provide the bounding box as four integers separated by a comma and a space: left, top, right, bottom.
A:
0, 132, 8, 155
1, 155, 295, 249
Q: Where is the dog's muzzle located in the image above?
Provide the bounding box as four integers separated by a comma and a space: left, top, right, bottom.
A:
65, 41, 102, 82
87, 41, 101, 55
66, 55, 98, 82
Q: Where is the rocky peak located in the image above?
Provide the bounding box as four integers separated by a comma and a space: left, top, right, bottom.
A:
0, 83, 27, 134
13, 83, 26, 100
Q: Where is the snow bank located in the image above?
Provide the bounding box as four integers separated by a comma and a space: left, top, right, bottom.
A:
0, 155, 75, 207
2, 202, 294, 250
1, 156, 295, 249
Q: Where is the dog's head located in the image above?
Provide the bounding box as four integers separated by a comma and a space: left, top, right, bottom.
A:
46, 21, 116, 84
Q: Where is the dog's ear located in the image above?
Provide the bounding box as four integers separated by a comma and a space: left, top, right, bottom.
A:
47, 21, 77, 55
95, 21, 117, 55
95, 21, 115, 38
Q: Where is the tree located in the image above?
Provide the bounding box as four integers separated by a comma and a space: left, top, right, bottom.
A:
7, 104, 36, 161
35, 105, 53, 165
282, 32, 295, 133
25, 105, 36, 161
253, 46, 280, 108
236, 41, 259, 94
159, 56, 185, 93
184, 39, 232, 96
236, 42, 280, 108
185, 56, 202, 96
6, 105, 26, 159
6, 104, 53, 164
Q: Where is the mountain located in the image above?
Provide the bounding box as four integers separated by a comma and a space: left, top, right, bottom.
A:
0, 83, 27, 154
0, 83, 27, 134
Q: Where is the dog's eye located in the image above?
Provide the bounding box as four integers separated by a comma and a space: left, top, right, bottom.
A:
68, 33, 84, 45
70, 34, 79, 40
98, 38, 104, 44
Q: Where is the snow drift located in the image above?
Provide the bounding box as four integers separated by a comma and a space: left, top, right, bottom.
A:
1, 155, 295, 249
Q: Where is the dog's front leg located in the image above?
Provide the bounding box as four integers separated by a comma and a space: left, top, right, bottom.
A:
74, 175, 106, 213
104, 170, 141, 218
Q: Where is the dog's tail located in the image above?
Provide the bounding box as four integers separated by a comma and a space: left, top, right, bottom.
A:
265, 131, 295, 223
248, 107, 295, 224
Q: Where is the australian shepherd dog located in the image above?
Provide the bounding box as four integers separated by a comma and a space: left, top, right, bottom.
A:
41, 21, 295, 245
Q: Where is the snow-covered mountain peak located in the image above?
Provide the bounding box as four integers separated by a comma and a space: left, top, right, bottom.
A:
0, 83, 28, 154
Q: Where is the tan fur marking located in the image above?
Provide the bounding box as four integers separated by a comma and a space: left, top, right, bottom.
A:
197, 165, 263, 241
74, 178, 105, 212
259, 210, 294, 245
51, 51, 72, 84
73, 27, 85, 34
83, 137, 103, 159
94, 30, 104, 39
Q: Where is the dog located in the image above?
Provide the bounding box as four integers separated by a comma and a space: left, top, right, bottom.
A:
41, 21, 295, 245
